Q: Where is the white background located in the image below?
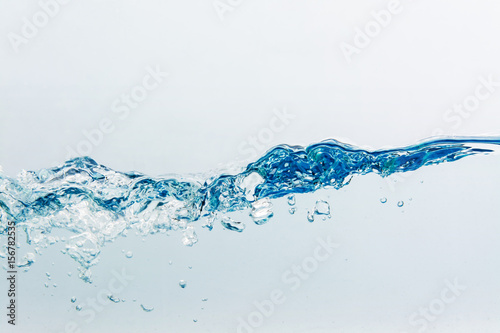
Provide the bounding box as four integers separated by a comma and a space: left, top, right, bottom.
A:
1, 1, 500, 333
1, 0, 500, 177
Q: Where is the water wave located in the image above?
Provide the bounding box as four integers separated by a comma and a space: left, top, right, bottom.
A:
1, 137, 498, 281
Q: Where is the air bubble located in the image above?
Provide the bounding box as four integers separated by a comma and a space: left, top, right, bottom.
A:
307, 211, 314, 223
249, 198, 273, 225
314, 200, 331, 217
141, 304, 154, 312
182, 225, 198, 247
108, 295, 120, 303
221, 216, 245, 232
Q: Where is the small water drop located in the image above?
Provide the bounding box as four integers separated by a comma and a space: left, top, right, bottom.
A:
202, 298, 208, 302
220, 216, 245, 232
193, 319, 198, 323
188, 266, 193, 269
169, 261, 173, 265
125, 251, 133, 259
71, 297, 77, 303
289, 207, 296, 215
380, 197, 387, 204
397, 201, 404, 207
314, 200, 331, 217
76, 305, 82, 311
53, 284, 57, 288
108, 295, 120, 303
307, 211, 314, 223
44, 283, 48, 288
287, 194, 296, 206
141, 304, 154, 312
179, 280, 187, 288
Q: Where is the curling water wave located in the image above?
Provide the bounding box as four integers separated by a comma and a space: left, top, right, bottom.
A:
0, 138, 499, 281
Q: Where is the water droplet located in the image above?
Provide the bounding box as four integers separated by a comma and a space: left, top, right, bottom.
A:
76, 305, 82, 311
67, 272, 72, 277
307, 211, 314, 223
53, 284, 57, 288
188, 266, 193, 269
141, 304, 154, 312
125, 251, 133, 259
179, 280, 187, 288
169, 261, 173, 265
397, 201, 404, 207
314, 200, 331, 217
220, 216, 245, 232
380, 197, 387, 204
193, 319, 198, 323
44, 283, 48, 288
108, 295, 120, 303
46, 272, 51, 278
202, 298, 208, 302
71, 297, 77, 303
289, 207, 296, 215
287, 194, 296, 206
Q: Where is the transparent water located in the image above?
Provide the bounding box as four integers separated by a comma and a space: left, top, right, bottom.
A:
1, 138, 500, 332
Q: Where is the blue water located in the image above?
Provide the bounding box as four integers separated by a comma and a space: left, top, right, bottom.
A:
1, 137, 499, 282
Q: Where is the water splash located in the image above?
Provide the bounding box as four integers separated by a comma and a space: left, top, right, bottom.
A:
0, 137, 499, 281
